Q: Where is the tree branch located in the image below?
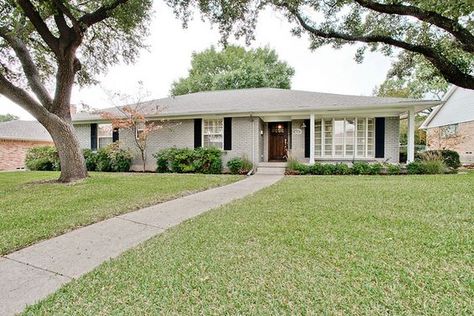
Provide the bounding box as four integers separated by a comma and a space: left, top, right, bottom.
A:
0, 27, 53, 109
79, 0, 129, 27
0, 72, 51, 120
354, 0, 474, 53
52, 0, 83, 33
288, 8, 474, 90
16, 0, 59, 55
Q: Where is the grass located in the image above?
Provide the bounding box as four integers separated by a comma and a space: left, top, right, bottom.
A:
24, 174, 474, 315
0, 171, 241, 255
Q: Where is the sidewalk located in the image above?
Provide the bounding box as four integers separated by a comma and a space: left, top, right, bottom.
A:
0, 174, 282, 316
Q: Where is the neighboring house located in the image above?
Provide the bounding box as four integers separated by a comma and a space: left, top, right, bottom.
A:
72, 88, 439, 171
421, 86, 474, 165
0, 120, 53, 170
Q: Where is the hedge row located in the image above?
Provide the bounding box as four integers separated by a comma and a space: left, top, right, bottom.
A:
287, 160, 449, 176
154, 147, 223, 174
25, 144, 132, 172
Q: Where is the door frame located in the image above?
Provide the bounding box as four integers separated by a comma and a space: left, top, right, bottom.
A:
268, 122, 289, 161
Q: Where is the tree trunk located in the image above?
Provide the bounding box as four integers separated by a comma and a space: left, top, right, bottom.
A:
44, 117, 88, 182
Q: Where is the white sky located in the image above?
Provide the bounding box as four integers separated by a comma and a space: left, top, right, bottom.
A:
1, 1, 393, 120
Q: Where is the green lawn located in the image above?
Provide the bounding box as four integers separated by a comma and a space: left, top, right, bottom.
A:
24, 174, 474, 315
0, 172, 241, 255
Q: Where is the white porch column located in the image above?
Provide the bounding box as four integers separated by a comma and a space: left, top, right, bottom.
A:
309, 113, 315, 164
407, 108, 415, 163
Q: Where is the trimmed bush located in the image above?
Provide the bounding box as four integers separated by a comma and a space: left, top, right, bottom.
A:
154, 147, 223, 174
352, 162, 371, 175
95, 143, 132, 172
25, 146, 60, 171
407, 160, 446, 175
368, 163, 383, 175
83, 149, 98, 171
387, 164, 401, 175
334, 163, 352, 175
227, 156, 253, 175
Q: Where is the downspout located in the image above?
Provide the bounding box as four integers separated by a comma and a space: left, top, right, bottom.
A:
251, 113, 256, 174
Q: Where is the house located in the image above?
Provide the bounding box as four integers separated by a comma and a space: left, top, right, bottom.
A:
421, 86, 474, 165
72, 88, 440, 171
0, 120, 53, 170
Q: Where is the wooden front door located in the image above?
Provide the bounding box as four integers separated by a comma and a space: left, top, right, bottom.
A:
269, 122, 289, 161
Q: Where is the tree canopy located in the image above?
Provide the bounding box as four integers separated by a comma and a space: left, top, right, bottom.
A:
0, 113, 19, 122
166, 0, 474, 90
0, 0, 152, 182
374, 52, 449, 100
171, 45, 295, 96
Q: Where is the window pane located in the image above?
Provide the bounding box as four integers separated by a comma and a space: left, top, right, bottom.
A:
99, 137, 112, 149
357, 118, 366, 157
98, 124, 112, 138
345, 118, 355, 156
367, 118, 375, 157
315, 119, 322, 157
203, 118, 224, 149
334, 119, 344, 156
324, 119, 333, 156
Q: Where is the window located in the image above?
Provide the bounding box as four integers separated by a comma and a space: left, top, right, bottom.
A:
203, 119, 224, 149
441, 124, 458, 138
315, 118, 375, 158
98, 124, 113, 149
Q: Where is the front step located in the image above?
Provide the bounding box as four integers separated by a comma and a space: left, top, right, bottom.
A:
256, 162, 287, 175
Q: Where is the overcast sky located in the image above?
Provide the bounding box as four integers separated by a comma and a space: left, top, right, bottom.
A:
1, 1, 393, 120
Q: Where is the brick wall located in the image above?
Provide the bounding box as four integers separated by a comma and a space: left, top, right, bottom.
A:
426, 120, 474, 164
0, 139, 54, 170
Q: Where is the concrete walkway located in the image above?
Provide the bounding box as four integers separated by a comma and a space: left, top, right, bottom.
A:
0, 174, 282, 316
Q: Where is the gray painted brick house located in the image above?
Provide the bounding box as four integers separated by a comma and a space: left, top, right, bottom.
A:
72, 88, 439, 171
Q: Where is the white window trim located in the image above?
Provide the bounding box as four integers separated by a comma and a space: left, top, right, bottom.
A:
97, 123, 113, 149
202, 118, 224, 150
315, 117, 375, 159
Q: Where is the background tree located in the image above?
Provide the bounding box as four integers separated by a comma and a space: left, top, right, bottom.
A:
0, 113, 19, 122
171, 45, 295, 96
374, 52, 449, 100
0, 0, 152, 182
166, 0, 474, 90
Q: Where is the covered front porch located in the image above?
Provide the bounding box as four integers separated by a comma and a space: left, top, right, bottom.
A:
258, 108, 419, 165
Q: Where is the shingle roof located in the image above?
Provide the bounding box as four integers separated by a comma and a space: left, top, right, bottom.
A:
73, 88, 439, 122
0, 120, 52, 142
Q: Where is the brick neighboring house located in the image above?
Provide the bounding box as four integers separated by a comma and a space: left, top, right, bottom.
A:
421, 86, 474, 165
73, 88, 440, 171
0, 120, 53, 171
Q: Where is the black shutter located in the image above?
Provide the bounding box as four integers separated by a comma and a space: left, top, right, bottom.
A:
223, 117, 232, 150
304, 119, 310, 158
194, 118, 202, 148
90, 123, 97, 151
112, 128, 119, 142
288, 121, 292, 149
375, 117, 385, 158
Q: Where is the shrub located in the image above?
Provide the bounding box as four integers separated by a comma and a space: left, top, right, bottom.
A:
83, 149, 98, 171
95, 143, 132, 172
227, 156, 253, 175
368, 162, 383, 175
352, 161, 371, 175
321, 163, 336, 175
334, 163, 352, 175
25, 146, 60, 171
387, 164, 401, 175
418, 150, 461, 169
309, 163, 324, 175
422, 160, 446, 174
154, 147, 223, 174
407, 161, 425, 174
193, 147, 223, 174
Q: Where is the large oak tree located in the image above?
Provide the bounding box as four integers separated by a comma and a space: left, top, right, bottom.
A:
166, 0, 474, 90
171, 45, 295, 95
0, 0, 152, 182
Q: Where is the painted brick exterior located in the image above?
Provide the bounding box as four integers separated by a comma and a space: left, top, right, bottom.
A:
74, 124, 91, 149
426, 120, 474, 164
73, 115, 400, 170
0, 139, 54, 170
384, 117, 400, 163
